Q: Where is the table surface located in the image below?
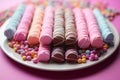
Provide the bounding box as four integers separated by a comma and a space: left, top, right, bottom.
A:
0, 0, 120, 80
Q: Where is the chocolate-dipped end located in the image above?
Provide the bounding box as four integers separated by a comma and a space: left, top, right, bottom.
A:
51, 47, 65, 63
53, 35, 65, 46
65, 48, 78, 63
65, 32, 77, 45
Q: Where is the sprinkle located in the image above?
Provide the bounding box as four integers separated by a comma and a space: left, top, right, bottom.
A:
89, 56, 94, 61
103, 48, 107, 52
22, 56, 27, 60
99, 50, 104, 54
13, 47, 17, 52
85, 50, 90, 54
78, 49, 82, 54
8, 42, 12, 46
94, 54, 99, 60
78, 58, 82, 64
82, 55, 86, 59
82, 58, 86, 63
82, 49, 86, 53
27, 56, 32, 61
103, 43, 109, 49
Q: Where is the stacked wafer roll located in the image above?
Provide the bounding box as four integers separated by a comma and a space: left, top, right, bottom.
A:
73, 8, 90, 48
34, 6, 54, 62
4, 4, 25, 40
14, 4, 35, 41
40, 6, 54, 45
33, 44, 51, 62
53, 7, 65, 46
64, 8, 77, 45
51, 47, 65, 63
83, 8, 104, 48
65, 45, 78, 63
27, 7, 44, 45
93, 8, 114, 43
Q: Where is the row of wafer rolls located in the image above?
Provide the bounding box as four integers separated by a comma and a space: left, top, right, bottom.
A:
5, 5, 113, 48
9, 5, 109, 48
4, 4, 114, 63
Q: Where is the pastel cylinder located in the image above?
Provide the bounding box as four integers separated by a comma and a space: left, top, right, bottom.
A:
4, 4, 25, 40
73, 8, 90, 48
93, 8, 114, 43
65, 8, 77, 45
14, 4, 35, 41
27, 7, 44, 45
40, 6, 54, 45
53, 7, 65, 46
83, 8, 104, 48
36, 44, 50, 62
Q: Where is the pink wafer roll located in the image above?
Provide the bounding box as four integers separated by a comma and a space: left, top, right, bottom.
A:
73, 8, 90, 48
33, 44, 50, 62
40, 6, 54, 45
14, 4, 35, 41
83, 8, 104, 48
27, 7, 44, 45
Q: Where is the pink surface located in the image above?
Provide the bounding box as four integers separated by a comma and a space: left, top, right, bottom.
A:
0, 0, 26, 11
0, 0, 120, 80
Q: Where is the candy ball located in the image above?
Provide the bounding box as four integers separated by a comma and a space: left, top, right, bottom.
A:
8, 42, 12, 46
82, 55, 86, 59
89, 56, 94, 61
27, 56, 32, 61
103, 48, 107, 52
82, 58, 86, 63
78, 49, 82, 54
14, 47, 17, 52
22, 56, 27, 60
90, 53, 95, 58
90, 50, 96, 54
82, 49, 86, 53
103, 44, 109, 49
94, 54, 99, 60
78, 58, 82, 64
99, 50, 104, 54
13, 43, 17, 47
85, 50, 90, 54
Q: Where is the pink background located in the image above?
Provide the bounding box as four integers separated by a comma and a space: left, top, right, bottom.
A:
0, 0, 120, 80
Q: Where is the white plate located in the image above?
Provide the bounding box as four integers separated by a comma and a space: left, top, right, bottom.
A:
0, 19, 119, 71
